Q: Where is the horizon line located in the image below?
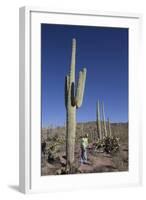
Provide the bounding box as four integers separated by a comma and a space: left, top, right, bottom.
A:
42, 120, 128, 129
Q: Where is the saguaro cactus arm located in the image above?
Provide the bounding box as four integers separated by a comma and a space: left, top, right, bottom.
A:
75, 68, 87, 108
69, 38, 76, 82
68, 38, 76, 107
65, 75, 69, 108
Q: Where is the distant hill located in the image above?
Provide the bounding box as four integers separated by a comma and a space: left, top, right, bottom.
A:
42, 121, 128, 143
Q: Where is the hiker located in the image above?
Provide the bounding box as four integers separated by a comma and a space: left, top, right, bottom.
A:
80, 134, 88, 164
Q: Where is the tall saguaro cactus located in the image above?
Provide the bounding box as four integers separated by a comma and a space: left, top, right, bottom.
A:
102, 102, 108, 137
108, 118, 112, 137
96, 100, 102, 140
65, 38, 87, 169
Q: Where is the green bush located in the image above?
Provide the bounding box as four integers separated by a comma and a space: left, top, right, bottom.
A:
94, 139, 104, 149
103, 136, 120, 153
94, 136, 120, 153
52, 134, 59, 142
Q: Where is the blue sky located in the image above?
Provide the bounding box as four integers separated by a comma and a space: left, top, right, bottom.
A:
41, 24, 128, 128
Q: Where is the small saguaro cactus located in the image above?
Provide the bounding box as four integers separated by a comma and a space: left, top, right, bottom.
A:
102, 102, 108, 137
96, 100, 102, 140
65, 38, 87, 169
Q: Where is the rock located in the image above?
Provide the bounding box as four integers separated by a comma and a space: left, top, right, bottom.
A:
56, 169, 62, 175
55, 153, 66, 166
59, 156, 66, 166
121, 144, 128, 151
56, 167, 69, 175
103, 153, 112, 158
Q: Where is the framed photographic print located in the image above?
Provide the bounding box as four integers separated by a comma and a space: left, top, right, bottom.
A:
19, 7, 142, 193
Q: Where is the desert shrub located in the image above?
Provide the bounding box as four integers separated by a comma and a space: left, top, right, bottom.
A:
46, 136, 65, 162
47, 145, 57, 162
46, 135, 52, 141
94, 139, 105, 149
51, 135, 65, 144
94, 136, 120, 153
103, 136, 120, 153
47, 151, 55, 162
57, 136, 65, 144
52, 134, 59, 142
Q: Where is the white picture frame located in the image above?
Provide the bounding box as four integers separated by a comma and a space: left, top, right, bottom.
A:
19, 6, 142, 194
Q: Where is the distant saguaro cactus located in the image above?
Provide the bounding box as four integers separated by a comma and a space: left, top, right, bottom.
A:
96, 100, 102, 140
65, 38, 87, 169
81, 123, 84, 137
102, 102, 107, 137
108, 118, 112, 137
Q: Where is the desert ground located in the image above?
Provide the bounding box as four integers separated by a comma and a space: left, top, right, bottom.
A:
41, 122, 128, 175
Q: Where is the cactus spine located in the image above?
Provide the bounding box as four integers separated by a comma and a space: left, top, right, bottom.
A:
96, 100, 102, 140
102, 102, 107, 137
65, 38, 87, 169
